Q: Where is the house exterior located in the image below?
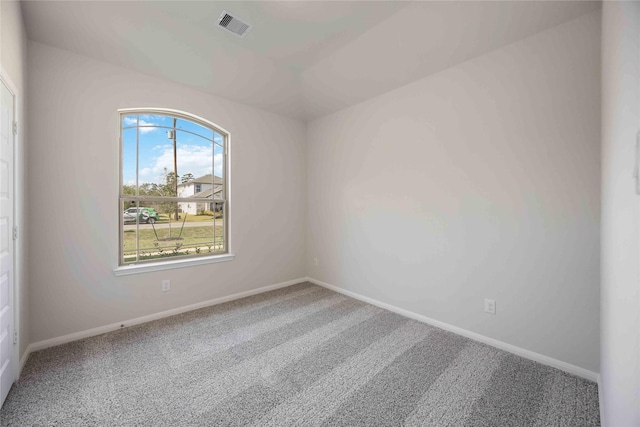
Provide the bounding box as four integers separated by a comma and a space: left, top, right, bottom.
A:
177, 174, 224, 215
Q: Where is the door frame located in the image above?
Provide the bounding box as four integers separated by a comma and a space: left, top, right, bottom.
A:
1, 66, 21, 382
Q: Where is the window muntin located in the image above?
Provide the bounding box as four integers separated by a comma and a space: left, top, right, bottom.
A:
119, 110, 228, 265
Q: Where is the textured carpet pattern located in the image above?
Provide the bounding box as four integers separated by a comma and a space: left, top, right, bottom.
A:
0, 282, 600, 426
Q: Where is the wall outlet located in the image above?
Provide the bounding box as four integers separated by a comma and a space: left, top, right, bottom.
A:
162, 279, 171, 292
484, 298, 496, 314
314, 258, 318, 266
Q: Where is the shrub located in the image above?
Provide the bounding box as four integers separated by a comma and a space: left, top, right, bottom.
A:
202, 210, 223, 219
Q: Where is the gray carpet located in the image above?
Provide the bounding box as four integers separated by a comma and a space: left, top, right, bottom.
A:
0, 282, 600, 426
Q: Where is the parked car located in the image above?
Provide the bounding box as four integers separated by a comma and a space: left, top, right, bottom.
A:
123, 207, 159, 224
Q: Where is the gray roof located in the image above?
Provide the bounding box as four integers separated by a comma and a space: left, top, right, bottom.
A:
192, 185, 223, 199
179, 174, 223, 187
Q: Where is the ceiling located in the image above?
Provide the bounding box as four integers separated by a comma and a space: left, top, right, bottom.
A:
21, 1, 601, 122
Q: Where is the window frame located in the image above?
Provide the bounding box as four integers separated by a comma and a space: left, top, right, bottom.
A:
115, 108, 232, 274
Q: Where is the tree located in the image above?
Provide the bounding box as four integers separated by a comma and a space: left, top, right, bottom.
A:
181, 173, 194, 184
144, 168, 180, 221
122, 185, 136, 209
139, 183, 157, 196
163, 170, 178, 197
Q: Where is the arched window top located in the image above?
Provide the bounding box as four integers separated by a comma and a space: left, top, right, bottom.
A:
120, 108, 229, 139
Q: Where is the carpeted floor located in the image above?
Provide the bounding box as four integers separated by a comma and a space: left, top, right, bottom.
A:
0, 282, 600, 426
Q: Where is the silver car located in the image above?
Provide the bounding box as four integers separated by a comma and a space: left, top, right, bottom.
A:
123, 207, 158, 224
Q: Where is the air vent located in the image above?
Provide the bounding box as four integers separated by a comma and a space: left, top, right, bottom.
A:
217, 11, 252, 38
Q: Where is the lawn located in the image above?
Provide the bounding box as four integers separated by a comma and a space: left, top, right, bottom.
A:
123, 223, 225, 262
155, 214, 221, 223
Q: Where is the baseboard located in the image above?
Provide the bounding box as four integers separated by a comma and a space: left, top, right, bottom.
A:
306, 277, 599, 382
597, 374, 605, 426
18, 344, 33, 376
26, 277, 306, 355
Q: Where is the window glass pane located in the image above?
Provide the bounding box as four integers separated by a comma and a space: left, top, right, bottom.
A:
122, 115, 138, 129
139, 129, 176, 196
122, 199, 138, 213
213, 132, 223, 146
121, 200, 139, 264
176, 118, 213, 141
140, 114, 172, 130
175, 129, 213, 187
212, 201, 225, 251
151, 200, 176, 222
214, 143, 224, 183
122, 127, 137, 193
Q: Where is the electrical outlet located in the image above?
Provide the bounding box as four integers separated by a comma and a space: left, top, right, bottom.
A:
314, 258, 318, 266
162, 279, 171, 292
484, 298, 496, 315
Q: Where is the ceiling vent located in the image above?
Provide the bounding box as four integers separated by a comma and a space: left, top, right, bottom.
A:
217, 11, 252, 38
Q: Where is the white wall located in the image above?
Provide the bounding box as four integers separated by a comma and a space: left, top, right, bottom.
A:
1, 0, 29, 364
27, 41, 307, 343
601, 2, 640, 425
307, 12, 600, 372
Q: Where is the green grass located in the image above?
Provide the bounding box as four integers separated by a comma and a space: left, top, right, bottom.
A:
123, 224, 225, 262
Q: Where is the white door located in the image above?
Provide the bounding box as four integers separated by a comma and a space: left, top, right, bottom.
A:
0, 78, 15, 407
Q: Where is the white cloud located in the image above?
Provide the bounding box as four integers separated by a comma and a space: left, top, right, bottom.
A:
214, 153, 223, 177
123, 117, 158, 134
147, 144, 217, 183
138, 119, 158, 134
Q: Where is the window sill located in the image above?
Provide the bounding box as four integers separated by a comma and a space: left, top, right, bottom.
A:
113, 253, 235, 276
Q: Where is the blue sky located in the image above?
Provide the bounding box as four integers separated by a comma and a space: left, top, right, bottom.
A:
122, 114, 224, 187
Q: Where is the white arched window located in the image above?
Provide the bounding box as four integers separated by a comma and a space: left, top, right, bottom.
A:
118, 109, 229, 268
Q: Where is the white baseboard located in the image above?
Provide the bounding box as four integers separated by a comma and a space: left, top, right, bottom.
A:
18, 344, 33, 376
597, 374, 605, 426
306, 277, 599, 382
25, 277, 307, 356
